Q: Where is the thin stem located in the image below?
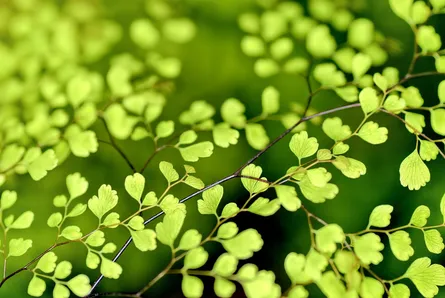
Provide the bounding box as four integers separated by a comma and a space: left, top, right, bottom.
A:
380, 108, 445, 159
87, 102, 363, 295
99, 117, 136, 173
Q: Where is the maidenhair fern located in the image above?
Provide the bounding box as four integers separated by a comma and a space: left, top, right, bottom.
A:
0, 0, 445, 297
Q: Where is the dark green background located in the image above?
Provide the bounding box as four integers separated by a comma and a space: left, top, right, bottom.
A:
1, 0, 444, 297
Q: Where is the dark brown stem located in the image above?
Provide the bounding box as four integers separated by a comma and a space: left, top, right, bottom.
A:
99, 117, 137, 173
87, 102, 362, 295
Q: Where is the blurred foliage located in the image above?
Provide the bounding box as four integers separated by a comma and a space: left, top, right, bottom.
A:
0, 0, 444, 297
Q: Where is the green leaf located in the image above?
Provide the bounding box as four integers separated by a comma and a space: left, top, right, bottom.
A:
306, 25, 337, 58
332, 142, 349, 155
88, 185, 119, 220
405, 112, 425, 134
313, 63, 346, 87
183, 176, 204, 190
288, 286, 309, 298
10, 211, 34, 229
156, 120, 175, 138
66, 173, 88, 200
354, 233, 384, 265
178, 229, 202, 250
359, 87, 380, 114
100, 258, 122, 279
67, 274, 92, 297
128, 216, 144, 231
402, 86, 424, 108
47, 212, 63, 227
221, 203, 240, 218
28, 276, 46, 297
357, 121, 388, 145
53, 195, 67, 207
285, 253, 310, 284
159, 161, 179, 183
130, 19, 159, 49
245, 123, 269, 150
360, 277, 384, 298
335, 86, 359, 103
8, 238, 32, 257
317, 271, 347, 298
182, 275, 204, 298
417, 26, 442, 53
384, 95, 406, 114
348, 17, 375, 49
162, 18, 196, 43
179, 100, 215, 125
0, 145, 25, 172
241, 35, 265, 57
389, 0, 413, 21
178, 130, 198, 145
440, 193, 445, 224
431, 0, 445, 10
61, 226, 82, 240
424, 229, 444, 254
213, 123, 240, 148
439, 81, 445, 102
307, 167, 332, 187
53, 284, 70, 298
373, 73, 388, 91
315, 224, 345, 254
27, 149, 58, 181
284, 57, 309, 74
222, 229, 263, 259
184, 247, 208, 269
389, 231, 414, 261
67, 74, 91, 108
334, 251, 359, 274
368, 205, 393, 228
155, 209, 186, 246
322, 118, 352, 141
241, 164, 268, 194
317, 149, 332, 161
411, 1, 431, 24
124, 173, 145, 203
389, 284, 410, 298
431, 109, 445, 136
333, 156, 367, 179
214, 278, 236, 298
242, 270, 280, 298
404, 257, 445, 297
36, 252, 57, 273
304, 248, 329, 280
270, 37, 294, 60
85, 231, 106, 247
217, 222, 239, 239
179, 142, 214, 162
159, 195, 185, 214
103, 212, 120, 228
197, 185, 223, 215
131, 229, 157, 252
103, 104, 139, 140
275, 185, 301, 212
1, 191, 17, 210
65, 126, 98, 158
352, 53, 372, 80
221, 98, 246, 129
289, 131, 319, 161
400, 150, 430, 190
75, 102, 97, 129
410, 205, 430, 227
86, 252, 100, 269
298, 175, 339, 203
213, 253, 238, 277
248, 197, 280, 216
262, 86, 280, 115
